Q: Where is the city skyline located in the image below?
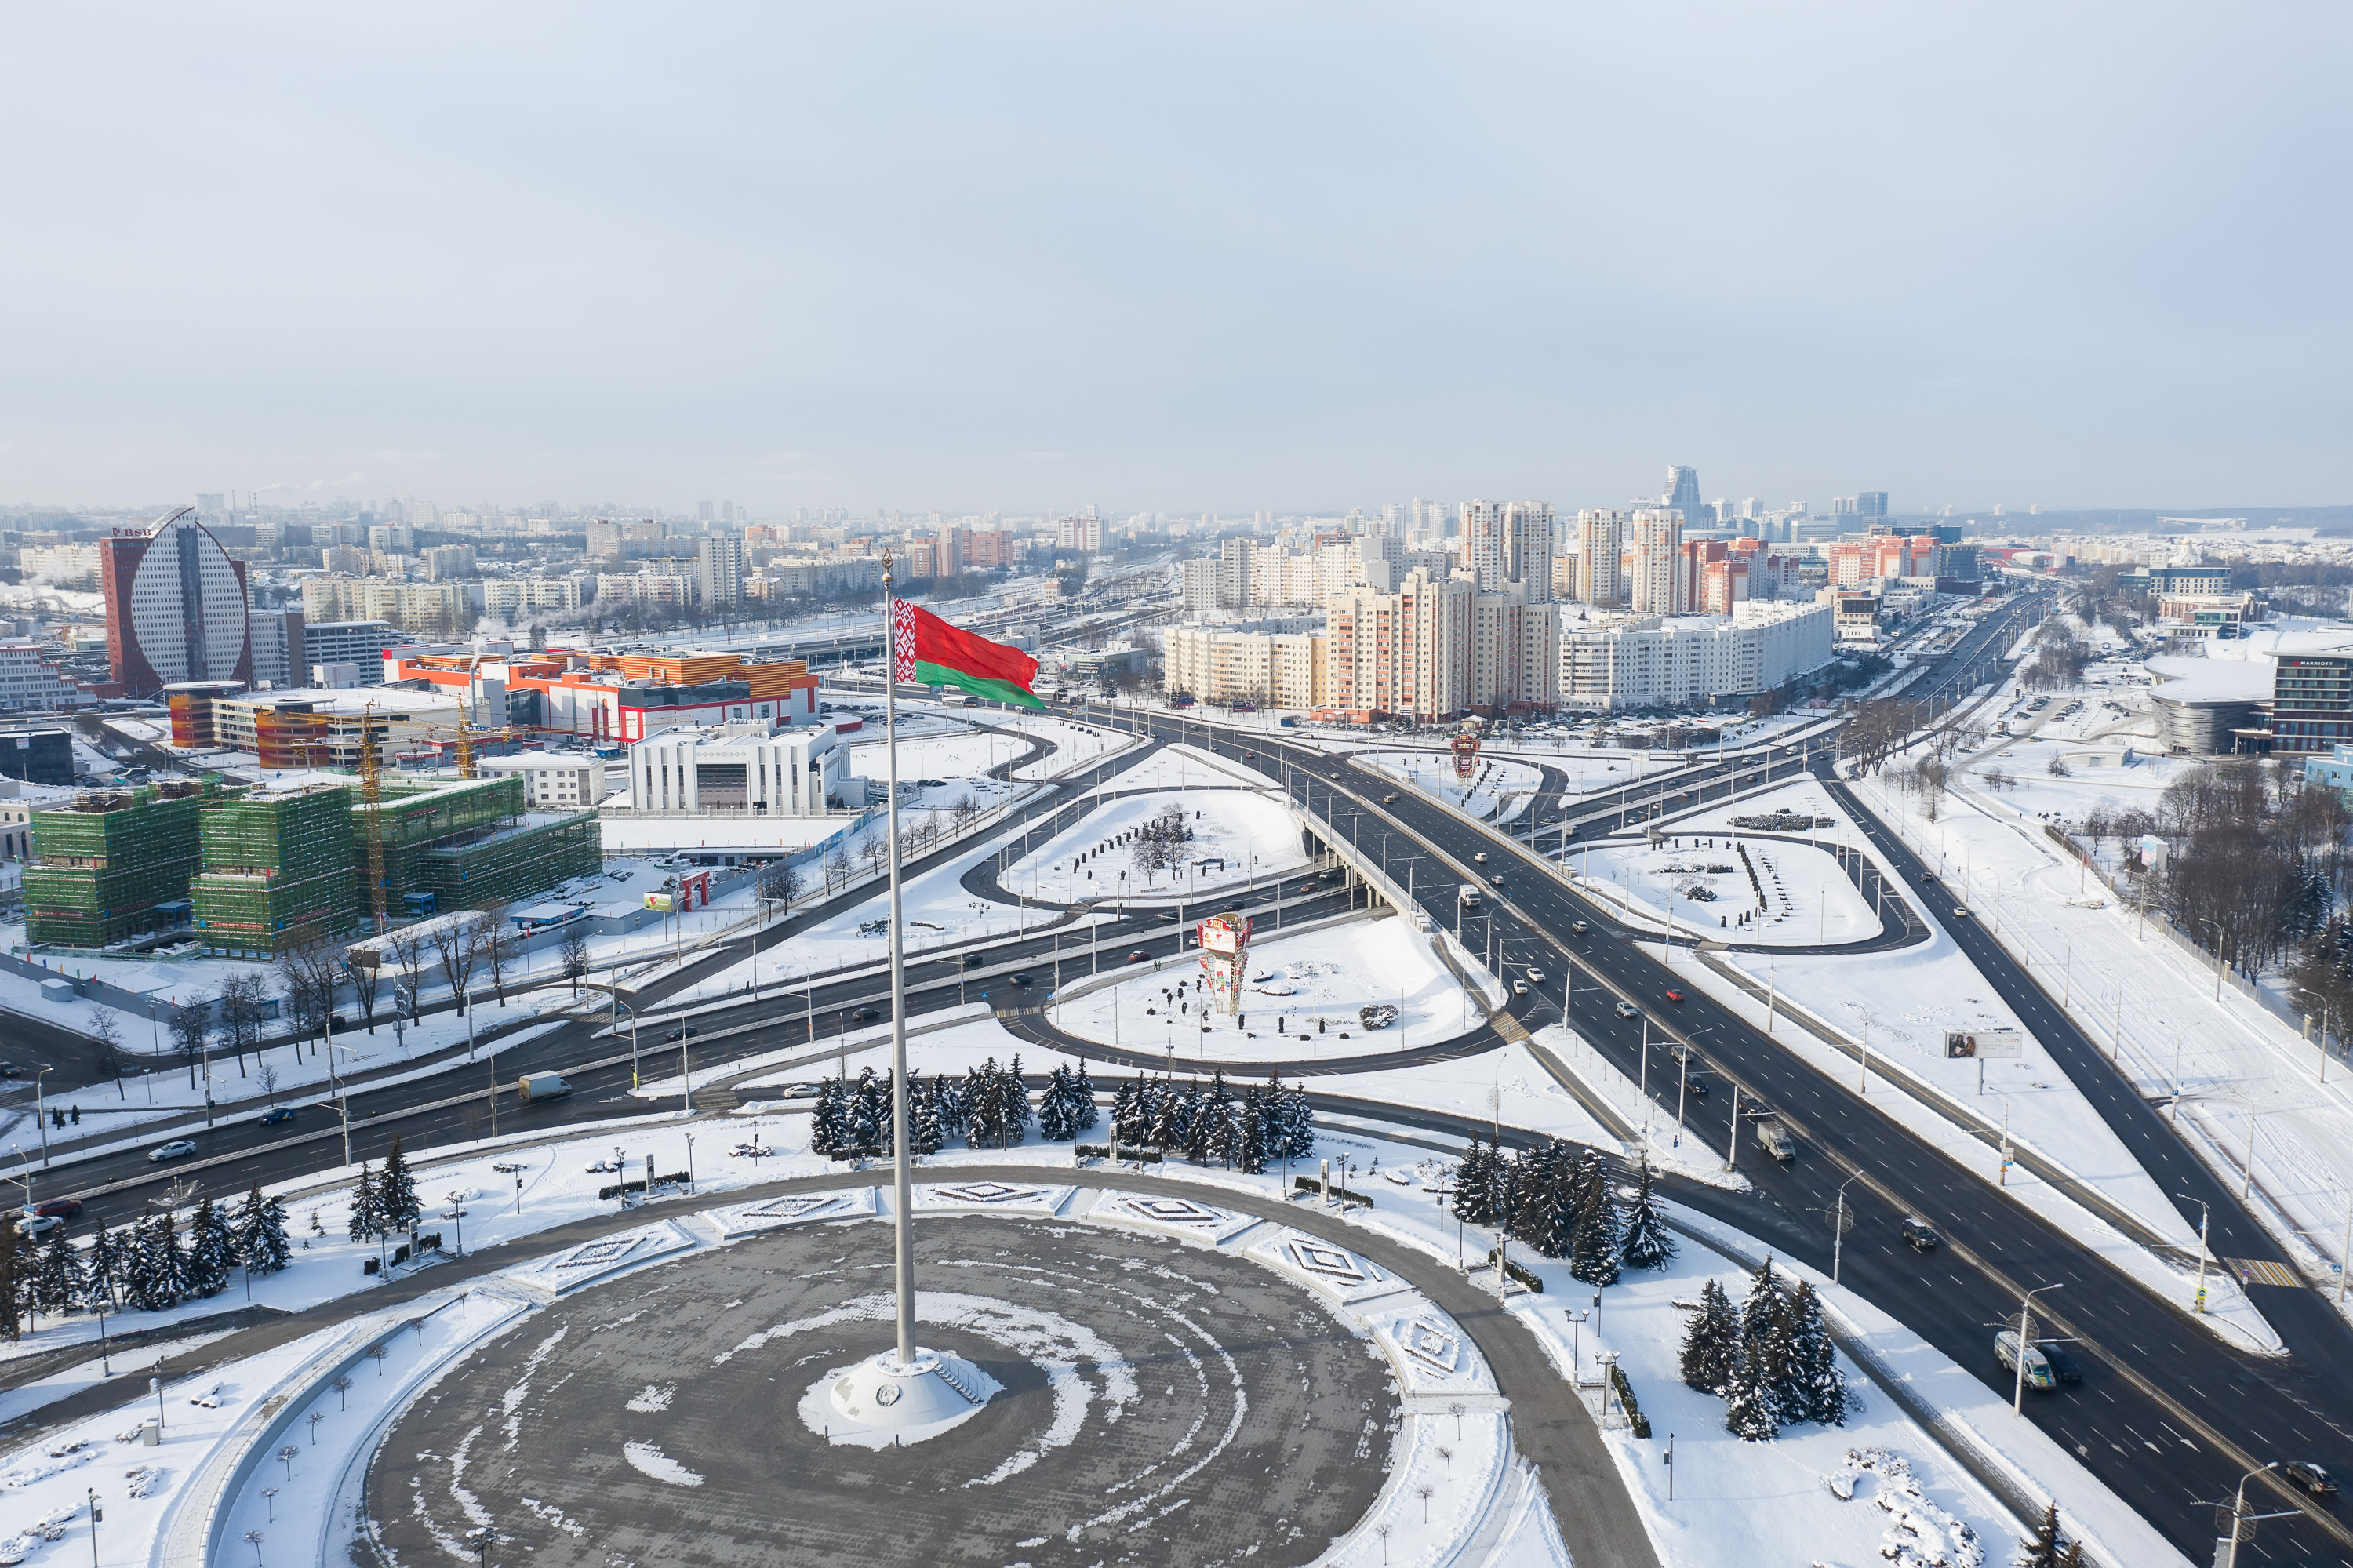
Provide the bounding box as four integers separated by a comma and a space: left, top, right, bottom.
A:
3, 5, 2348, 511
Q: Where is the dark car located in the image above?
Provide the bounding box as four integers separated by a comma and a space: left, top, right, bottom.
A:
257, 1108, 296, 1127
30, 1198, 82, 1220
2284, 1461, 2338, 1497
1899, 1217, 1941, 1251
963, 954, 988, 969
664, 1026, 699, 1043
1009, 972, 1033, 986
850, 1006, 882, 1023
2038, 1344, 2083, 1385
1682, 1071, 1711, 1098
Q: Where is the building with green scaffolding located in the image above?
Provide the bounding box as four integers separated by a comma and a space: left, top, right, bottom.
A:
188, 783, 362, 958
23, 777, 237, 948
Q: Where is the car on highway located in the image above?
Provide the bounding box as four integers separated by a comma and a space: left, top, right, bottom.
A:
148, 1139, 198, 1163
30, 1198, 82, 1220
1127, 951, 1151, 963
850, 1006, 882, 1023
1010, 972, 1033, 985
2284, 1461, 2338, 1498
1383, 793, 1399, 803
1488, 873, 1504, 886
1952, 906, 1970, 919
20, 1214, 63, 1239
2038, 1344, 2083, 1386
257, 1107, 296, 1127
1569, 919, 1589, 937
1994, 1330, 2056, 1392
1899, 1216, 1941, 1251
1919, 870, 1938, 882
664, 1025, 699, 1043
0, 1063, 19, 1079
1614, 1000, 1640, 1019
1526, 966, 1546, 984
1510, 980, 1527, 996
1472, 851, 1489, 864
1664, 988, 1686, 1004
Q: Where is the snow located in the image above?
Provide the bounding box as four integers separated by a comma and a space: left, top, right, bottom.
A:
1362, 751, 1549, 821
1047, 913, 1485, 1061
1566, 828, 1882, 947
846, 725, 1031, 783
999, 788, 1306, 903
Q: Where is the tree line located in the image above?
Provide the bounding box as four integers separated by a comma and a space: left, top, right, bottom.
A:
0, 1184, 291, 1339
1678, 1257, 1846, 1441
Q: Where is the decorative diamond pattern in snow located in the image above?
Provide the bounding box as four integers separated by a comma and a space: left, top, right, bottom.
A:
744, 1195, 844, 1221
1400, 1319, 1461, 1375
557, 1236, 643, 1271
1286, 1239, 1369, 1284
934, 1182, 1039, 1205
1121, 1196, 1220, 1224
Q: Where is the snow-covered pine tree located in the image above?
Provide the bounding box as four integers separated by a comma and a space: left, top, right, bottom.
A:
31, 1227, 79, 1315
2017, 1501, 2078, 1568
1276, 1078, 1315, 1159
810, 1079, 849, 1155
1779, 1279, 1846, 1426
347, 1162, 383, 1243
1068, 1062, 1098, 1137
1678, 1278, 1739, 1392
235, 1182, 293, 1278
380, 1135, 421, 1234
82, 1225, 124, 1312
934, 1070, 968, 1141
1181, 1079, 1220, 1162
1740, 1259, 1792, 1424
1110, 1079, 1146, 1146
1568, 1163, 1622, 1286
1518, 1142, 1580, 1259
126, 1215, 181, 1313
1453, 1138, 1498, 1227
1148, 1075, 1191, 1151
911, 1075, 944, 1150
847, 1068, 886, 1150
998, 1054, 1033, 1147
1617, 1160, 1678, 1270
1038, 1064, 1087, 1141
1205, 1090, 1245, 1168
1722, 1344, 1778, 1442
1507, 1139, 1557, 1249
184, 1198, 236, 1298
1238, 1093, 1268, 1174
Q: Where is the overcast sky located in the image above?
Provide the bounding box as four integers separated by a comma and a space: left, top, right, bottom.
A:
4, 4, 2346, 516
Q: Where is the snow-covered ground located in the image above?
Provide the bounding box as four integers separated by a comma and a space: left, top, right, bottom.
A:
1851, 763, 2353, 1319
846, 725, 1032, 783
999, 788, 1305, 903
1567, 831, 1881, 947
1047, 915, 1473, 1060
993, 711, 1132, 780
1363, 751, 1547, 821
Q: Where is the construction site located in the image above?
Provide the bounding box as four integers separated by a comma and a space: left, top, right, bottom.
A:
21, 773, 604, 959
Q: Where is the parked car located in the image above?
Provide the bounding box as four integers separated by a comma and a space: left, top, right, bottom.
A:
257, 1107, 296, 1127
30, 1198, 82, 1220
148, 1140, 198, 1163
1899, 1216, 1941, 1251
2284, 1461, 2338, 1497
1614, 1001, 1641, 1019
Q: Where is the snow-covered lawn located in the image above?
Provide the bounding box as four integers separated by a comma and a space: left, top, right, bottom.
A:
1853, 768, 2353, 1320
847, 725, 1031, 782
1566, 834, 1880, 947
1047, 915, 1472, 1060
1363, 751, 1547, 821
998, 788, 1305, 903
992, 712, 1130, 780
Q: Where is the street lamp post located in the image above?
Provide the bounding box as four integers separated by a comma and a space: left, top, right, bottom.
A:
2010, 1283, 2064, 1413
1831, 1173, 1859, 1283
2179, 1191, 2213, 1314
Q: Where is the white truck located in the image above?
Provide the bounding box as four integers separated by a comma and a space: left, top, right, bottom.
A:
1457, 884, 1482, 909
1755, 1119, 1795, 1163
517, 1071, 572, 1104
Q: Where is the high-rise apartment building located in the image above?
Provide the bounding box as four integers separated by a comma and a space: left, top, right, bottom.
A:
1462, 500, 1556, 603
587, 520, 626, 561
1666, 466, 1702, 517
696, 537, 744, 609
1629, 509, 1683, 614
1573, 511, 1624, 607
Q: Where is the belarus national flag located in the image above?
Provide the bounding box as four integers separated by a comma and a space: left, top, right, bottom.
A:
891, 600, 1044, 709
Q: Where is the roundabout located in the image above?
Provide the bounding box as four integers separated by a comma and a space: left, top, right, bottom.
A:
365, 1207, 1416, 1566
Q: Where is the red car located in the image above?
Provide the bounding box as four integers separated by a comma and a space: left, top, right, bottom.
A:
1664, 989, 1686, 1004
1128, 951, 1151, 963
31, 1198, 82, 1220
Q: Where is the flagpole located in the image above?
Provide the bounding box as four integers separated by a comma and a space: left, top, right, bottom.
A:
883, 555, 917, 1368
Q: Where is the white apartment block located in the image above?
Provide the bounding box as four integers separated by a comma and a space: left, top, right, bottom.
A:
627, 719, 851, 814
595, 573, 693, 611
1462, 500, 1556, 603
482, 575, 595, 617
1561, 599, 1834, 710
476, 752, 609, 811
300, 576, 483, 634
1162, 627, 1331, 710
0, 641, 80, 710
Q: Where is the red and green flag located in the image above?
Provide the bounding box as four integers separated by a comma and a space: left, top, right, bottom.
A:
891, 599, 1043, 708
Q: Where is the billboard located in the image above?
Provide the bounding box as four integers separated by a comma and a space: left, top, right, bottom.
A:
1197, 911, 1253, 1013
1944, 1029, 2024, 1059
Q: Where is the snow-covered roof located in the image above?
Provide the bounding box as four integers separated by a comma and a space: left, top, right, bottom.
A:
2148, 620, 2353, 705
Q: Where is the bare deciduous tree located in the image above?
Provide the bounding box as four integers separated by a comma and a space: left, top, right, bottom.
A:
558, 924, 591, 997
342, 948, 383, 1035
88, 1005, 129, 1099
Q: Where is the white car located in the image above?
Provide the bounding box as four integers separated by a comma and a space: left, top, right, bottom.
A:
1473, 851, 1489, 864
147, 1139, 198, 1163
1526, 967, 1547, 984
20, 1213, 62, 1239
1952, 906, 1971, 919
1511, 980, 1528, 996
1614, 1001, 1641, 1019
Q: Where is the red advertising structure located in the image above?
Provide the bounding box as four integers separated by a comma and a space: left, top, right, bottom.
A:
1196, 910, 1254, 1014
1450, 722, 1482, 781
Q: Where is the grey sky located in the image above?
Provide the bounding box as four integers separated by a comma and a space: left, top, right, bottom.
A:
4, 4, 2346, 515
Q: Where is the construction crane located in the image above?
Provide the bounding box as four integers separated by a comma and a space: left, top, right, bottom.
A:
358, 700, 390, 933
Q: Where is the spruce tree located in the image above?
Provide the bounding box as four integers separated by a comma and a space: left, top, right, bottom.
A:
127, 1215, 183, 1313
1111, 1079, 1147, 1146
911, 1075, 944, 1150
183, 1199, 231, 1297
848, 1068, 886, 1149
1453, 1138, 1497, 1227
1068, 1063, 1098, 1137
1149, 1075, 1191, 1151
1722, 1344, 1778, 1442
1238, 1093, 1268, 1174
1517, 1141, 1579, 1259
810, 1079, 849, 1155
1277, 1078, 1315, 1159
933, 1071, 969, 1140
235, 1182, 293, 1278
1568, 1166, 1622, 1286
998, 1055, 1033, 1147
1678, 1278, 1738, 1393
2017, 1501, 2073, 1568
347, 1162, 382, 1243
32, 1227, 80, 1315
1617, 1160, 1678, 1271
82, 1225, 124, 1311
1740, 1260, 1791, 1424
1780, 1279, 1846, 1426
1205, 1090, 1244, 1168
379, 1136, 421, 1234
